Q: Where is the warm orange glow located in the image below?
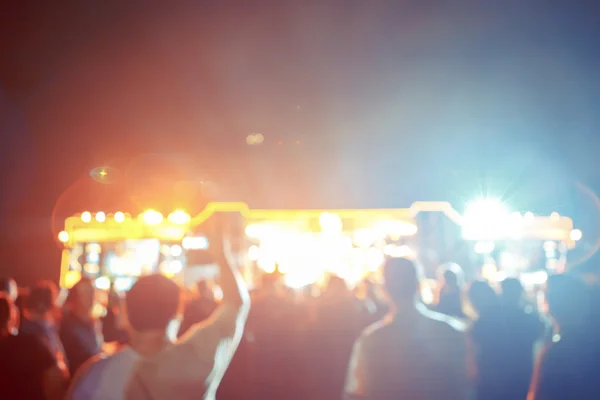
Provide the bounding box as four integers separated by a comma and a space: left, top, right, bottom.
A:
246, 133, 264, 145
64, 271, 82, 289
481, 264, 498, 282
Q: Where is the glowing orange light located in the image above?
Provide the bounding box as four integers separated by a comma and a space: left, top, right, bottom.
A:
64, 271, 81, 289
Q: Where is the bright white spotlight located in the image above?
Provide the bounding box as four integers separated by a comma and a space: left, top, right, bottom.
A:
570, 229, 582, 241
142, 210, 163, 225
114, 211, 125, 223
94, 276, 111, 290
462, 198, 511, 240
474, 241, 495, 254
245, 224, 269, 239
58, 231, 69, 243
168, 210, 190, 225
524, 212, 534, 222
248, 245, 260, 261
170, 245, 183, 257
464, 198, 509, 219
81, 211, 92, 223
95, 212, 106, 222
319, 212, 343, 234
164, 260, 183, 274
182, 236, 209, 250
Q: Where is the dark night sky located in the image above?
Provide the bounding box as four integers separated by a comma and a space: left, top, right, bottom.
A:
1, 1, 599, 284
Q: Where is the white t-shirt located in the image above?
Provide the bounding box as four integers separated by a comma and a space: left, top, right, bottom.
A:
345, 303, 470, 400
125, 304, 247, 400
67, 347, 140, 400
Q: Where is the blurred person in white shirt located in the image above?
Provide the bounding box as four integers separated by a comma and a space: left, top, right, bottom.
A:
344, 257, 470, 400
125, 215, 250, 400
67, 215, 250, 400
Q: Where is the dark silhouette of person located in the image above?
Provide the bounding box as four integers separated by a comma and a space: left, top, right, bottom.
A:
345, 257, 469, 400
436, 263, 466, 319
244, 272, 303, 399
529, 274, 600, 400
20, 281, 68, 369
101, 287, 127, 344
468, 280, 510, 400
313, 276, 364, 400
177, 280, 217, 338
495, 278, 546, 399
0, 293, 68, 400
60, 278, 103, 376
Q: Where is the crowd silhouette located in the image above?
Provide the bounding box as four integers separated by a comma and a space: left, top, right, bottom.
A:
1, 246, 600, 399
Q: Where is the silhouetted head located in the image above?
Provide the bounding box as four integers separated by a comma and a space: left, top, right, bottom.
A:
500, 278, 524, 306
126, 274, 181, 333
66, 278, 95, 315
325, 275, 348, 296
468, 280, 498, 315
261, 273, 280, 292
0, 277, 18, 302
383, 257, 420, 305
27, 281, 58, 315
546, 274, 590, 330
439, 263, 463, 289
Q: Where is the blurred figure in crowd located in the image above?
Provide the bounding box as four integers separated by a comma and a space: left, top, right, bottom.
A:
102, 286, 127, 344
66, 281, 145, 399
314, 275, 365, 399
20, 281, 68, 370
528, 274, 600, 400
467, 279, 498, 320
177, 280, 217, 338
0, 293, 68, 400
125, 224, 250, 400
245, 271, 301, 398
436, 263, 466, 319
345, 257, 469, 400
60, 278, 103, 376
0, 276, 21, 331
0, 277, 18, 301
469, 278, 544, 400
468, 280, 501, 400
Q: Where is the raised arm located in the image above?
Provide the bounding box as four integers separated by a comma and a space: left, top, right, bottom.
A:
153, 213, 250, 393
204, 213, 251, 335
